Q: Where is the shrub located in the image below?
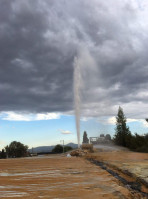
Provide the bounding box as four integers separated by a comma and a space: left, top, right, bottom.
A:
135, 145, 148, 153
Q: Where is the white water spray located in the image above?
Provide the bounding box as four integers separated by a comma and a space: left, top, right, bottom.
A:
73, 47, 97, 148
74, 57, 81, 148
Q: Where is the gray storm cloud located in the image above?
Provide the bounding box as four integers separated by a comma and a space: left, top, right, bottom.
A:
0, 0, 148, 119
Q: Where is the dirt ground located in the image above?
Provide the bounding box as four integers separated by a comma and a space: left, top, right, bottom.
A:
89, 150, 148, 185
0, 154, 145, 199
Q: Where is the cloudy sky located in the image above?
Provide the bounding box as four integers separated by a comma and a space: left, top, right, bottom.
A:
0, 0, 148, 149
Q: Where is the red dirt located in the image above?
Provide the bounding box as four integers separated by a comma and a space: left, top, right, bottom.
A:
0, 154, 142, 199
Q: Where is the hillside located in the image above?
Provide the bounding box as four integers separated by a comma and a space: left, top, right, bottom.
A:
28, 143, 78, 153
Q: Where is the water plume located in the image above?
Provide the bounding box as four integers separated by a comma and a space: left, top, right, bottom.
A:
74, 57, 81, 148
73, 47, 96, 148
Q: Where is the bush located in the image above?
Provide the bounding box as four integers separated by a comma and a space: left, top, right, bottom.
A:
136, 145, 148, 153
129, 133, 148, 152
115, 132, 148, 153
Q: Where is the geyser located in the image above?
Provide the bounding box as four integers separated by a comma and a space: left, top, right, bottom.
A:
73, 47, 96, 148
74, 57, 81, 148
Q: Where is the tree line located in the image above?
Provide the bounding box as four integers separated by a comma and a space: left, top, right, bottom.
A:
0, 141, 73, 159
52, 145, 72, 153
114, 106, 148, 153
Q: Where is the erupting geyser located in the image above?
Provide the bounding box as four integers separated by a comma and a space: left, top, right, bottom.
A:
73, 47, 96, 148
74, 57, 81, 148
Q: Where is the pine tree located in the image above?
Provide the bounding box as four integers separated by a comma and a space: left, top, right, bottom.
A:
146, 118, 148, 123
82, 131, 89, 144
114, 106, 131, 147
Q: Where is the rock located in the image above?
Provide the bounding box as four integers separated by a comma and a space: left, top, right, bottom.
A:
82, 144, 94, 152
70, 150, 81, 157
70, 148, 93, 157
67, 153, 71, 157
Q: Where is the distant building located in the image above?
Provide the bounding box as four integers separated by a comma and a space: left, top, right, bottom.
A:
89, 134, 111, 144
100, 134, 105, 138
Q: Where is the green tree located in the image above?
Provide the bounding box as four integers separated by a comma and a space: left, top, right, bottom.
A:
0, 149, 6, 159
64, 146, 73, 152
146, 118, 148, 123
52, 145, 73, 153
52, 145, 63, 153
113, 106, 131, 147
5, 141, 28, 158
82, 131, 89, 144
